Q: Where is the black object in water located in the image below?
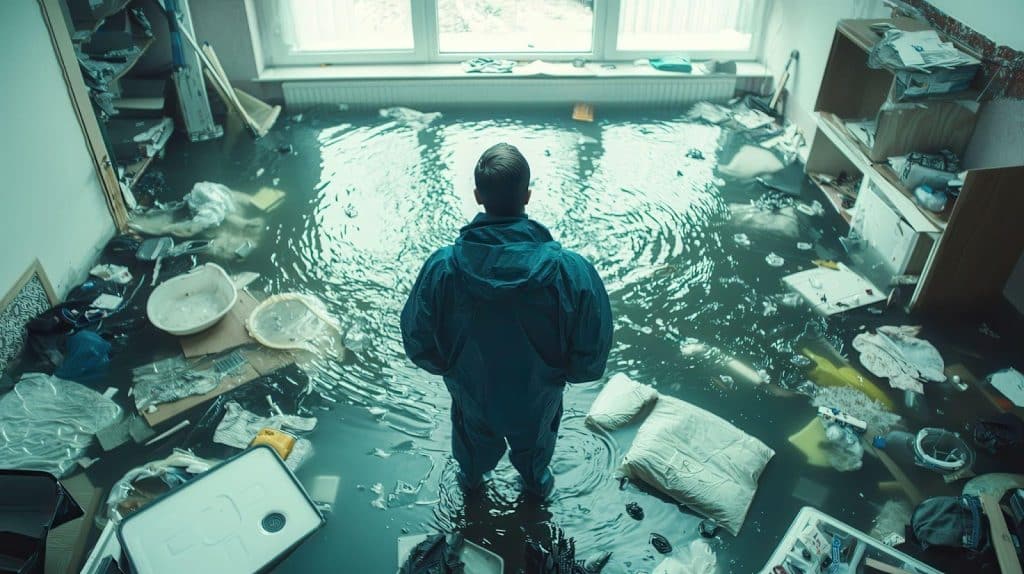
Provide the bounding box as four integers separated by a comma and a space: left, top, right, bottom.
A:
525, 527, 611, 573
399, 533, 465, 574
625, 502, 644, 521
650, 533, 673, 554
698, 518, 720, 538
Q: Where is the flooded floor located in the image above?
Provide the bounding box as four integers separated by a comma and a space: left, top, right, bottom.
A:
51, 108, 1024, 571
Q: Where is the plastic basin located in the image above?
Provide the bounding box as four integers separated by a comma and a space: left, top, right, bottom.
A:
146, 263, 238, 336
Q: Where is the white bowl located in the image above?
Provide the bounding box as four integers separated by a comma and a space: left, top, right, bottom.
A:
147, 263, 238, 336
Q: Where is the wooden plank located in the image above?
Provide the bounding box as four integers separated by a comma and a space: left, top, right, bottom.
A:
865, 557, 913, 574
38, 0, 129, 230
869, 444, 924, 505
872, 100, 978, 161
913, 166, 1024, 314
979, 494, 1024, 574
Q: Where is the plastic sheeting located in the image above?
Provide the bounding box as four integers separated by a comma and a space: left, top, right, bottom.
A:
823, 424, 864, 472
104, 449, 217, 524
0, 374, 122, 477
132, 356, 221, 410
585, 373, 657, 430
246, 293, 341, 352
853, 326, 945, 394
213, 401, 317, 470
651, 541, 717, 574
186, 182, 234, 231
619, 396, 775, 536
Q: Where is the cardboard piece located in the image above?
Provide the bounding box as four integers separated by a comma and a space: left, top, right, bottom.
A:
180, 290, 260, 358
45, 473, 101, 574
783, 263, 885, 315
142, 347, 293, 427
250, 187, 286, 212
572, 103, 594, 122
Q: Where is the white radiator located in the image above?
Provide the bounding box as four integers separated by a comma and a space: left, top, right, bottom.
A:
283, 76, 741, 110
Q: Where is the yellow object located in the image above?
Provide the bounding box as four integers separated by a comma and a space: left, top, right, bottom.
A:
250, 427, 296, 460
788, 417, 830, 468
812, 259, 840, 270
250, 187, 286, 212
802, 347, 895, 410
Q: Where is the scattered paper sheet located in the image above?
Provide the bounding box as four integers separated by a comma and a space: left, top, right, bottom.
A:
990, 368, 1024, 407
783, 263, 885, 315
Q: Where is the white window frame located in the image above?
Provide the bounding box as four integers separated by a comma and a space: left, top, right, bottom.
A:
252, 0, 767, 68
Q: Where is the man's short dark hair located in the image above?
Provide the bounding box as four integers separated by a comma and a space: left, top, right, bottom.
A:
475, 143, 530, 216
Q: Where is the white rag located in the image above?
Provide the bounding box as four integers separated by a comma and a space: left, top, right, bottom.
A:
853, 326, 945, 394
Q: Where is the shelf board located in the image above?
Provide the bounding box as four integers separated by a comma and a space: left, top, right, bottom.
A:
814, 111, 944, 233
71, 0, 134, 35
809, 173, 855, 224
124, 153, 155, 188
111, 35, 155, 82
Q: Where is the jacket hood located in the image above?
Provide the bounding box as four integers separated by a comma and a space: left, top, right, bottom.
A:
452, 213, 562, 298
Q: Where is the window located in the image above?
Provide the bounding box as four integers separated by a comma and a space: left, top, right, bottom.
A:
288, 0, 414, 52
253, 0, 765, 67
437, 0, 594, 54
615, 0, 758, 54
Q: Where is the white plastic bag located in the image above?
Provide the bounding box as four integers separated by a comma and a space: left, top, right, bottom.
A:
585, 373, 657, 430
620, 396, 774, 535
0, 374, 122, 477
186, 181, 235, 231
652, 540, 717, 574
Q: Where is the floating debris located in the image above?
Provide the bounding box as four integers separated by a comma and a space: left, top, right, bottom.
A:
796, 242, 812, 250
650, 533, 673, 554
626, 502, 645, 521
765, 252, 785, 267
698, 518, 719, 538
733, 233, 751, 247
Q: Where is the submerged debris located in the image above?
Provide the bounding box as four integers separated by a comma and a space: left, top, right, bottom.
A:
625, 502, 645, 520
650, 533, 673, 554
698, 518, 719, 538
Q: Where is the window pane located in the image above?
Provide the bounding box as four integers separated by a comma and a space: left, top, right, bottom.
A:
438, 0, 594, 53
287, 0, 414, 52
617, 0, 759, 53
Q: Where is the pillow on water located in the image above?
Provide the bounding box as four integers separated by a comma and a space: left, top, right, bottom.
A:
619, 396, 775, 536
585, 373, 658, 430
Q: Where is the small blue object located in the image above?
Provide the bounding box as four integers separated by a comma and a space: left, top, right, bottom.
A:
913, 184, 948, 213
873, 435, 888, 449
54, 330, 111, 385
650, 57, 692, 73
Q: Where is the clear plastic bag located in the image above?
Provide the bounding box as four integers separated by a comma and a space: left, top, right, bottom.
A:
246, 293, 341, 353
213, 401, 317, 470
132, 356, 221, 410
0, 374, 122, 477
103, 449, 216, 524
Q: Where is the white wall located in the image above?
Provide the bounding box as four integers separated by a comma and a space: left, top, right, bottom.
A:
0, 2, 115, 299
926, 0, 1024, 50
762, 0, 889, 137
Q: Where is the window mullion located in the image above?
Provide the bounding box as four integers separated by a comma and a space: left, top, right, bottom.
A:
601, 0, 621, 61
416, 0, 440, 63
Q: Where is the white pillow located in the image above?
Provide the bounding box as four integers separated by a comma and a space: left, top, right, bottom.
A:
585, 373, 658, 430
620, 396, 775, 535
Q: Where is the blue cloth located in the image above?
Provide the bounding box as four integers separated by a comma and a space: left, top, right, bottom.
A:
54, 330, 110, 385
649, 56, 692, 73
401, 213, 612, 487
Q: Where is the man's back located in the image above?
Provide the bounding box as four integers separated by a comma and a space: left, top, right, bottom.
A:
401, 213, 611, 433
400, 142, 611, 496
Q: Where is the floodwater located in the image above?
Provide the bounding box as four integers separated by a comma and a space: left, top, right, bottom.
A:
69, 108, 1022, 572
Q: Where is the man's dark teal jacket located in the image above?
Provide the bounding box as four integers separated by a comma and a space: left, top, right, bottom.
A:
401, 213, 613, 433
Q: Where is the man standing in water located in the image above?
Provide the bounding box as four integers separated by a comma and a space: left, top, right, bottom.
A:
401, 143, 613, 498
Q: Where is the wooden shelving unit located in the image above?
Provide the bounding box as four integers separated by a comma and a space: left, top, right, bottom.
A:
64, 0, 169, 197
806, 18, 1024, 316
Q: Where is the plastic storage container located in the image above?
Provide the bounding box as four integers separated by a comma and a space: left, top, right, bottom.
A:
146, 263, 238, 335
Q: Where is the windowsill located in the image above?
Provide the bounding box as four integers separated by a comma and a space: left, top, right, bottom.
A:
255, 60, 770, 82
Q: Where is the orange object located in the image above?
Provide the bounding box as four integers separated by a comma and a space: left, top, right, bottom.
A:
572, 103, 594, 122
250, 427, 296, 460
